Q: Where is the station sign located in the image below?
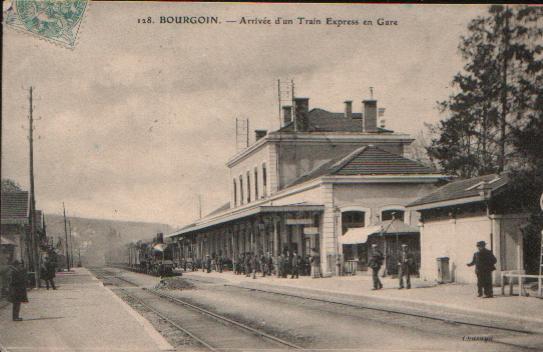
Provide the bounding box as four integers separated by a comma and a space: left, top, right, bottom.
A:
303, 227, 319, 235
286, 218, 313, 225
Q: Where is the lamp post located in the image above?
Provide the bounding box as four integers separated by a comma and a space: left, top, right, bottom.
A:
479, 182, 493, 251
381, 213, 396, 278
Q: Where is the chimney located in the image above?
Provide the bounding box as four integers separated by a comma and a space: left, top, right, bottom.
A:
344, 100, 352, 118
255, 129, 267, 141
362, 99, 377, 132
282, 106, 292, 126
294, 97, 309, 132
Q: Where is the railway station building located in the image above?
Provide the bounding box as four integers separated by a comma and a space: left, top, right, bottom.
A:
408, 173, 532, 284
168, 98, 448, 276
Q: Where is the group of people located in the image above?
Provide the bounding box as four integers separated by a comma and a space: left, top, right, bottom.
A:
179, 250, 322, 279
368, 243, 416, 290
6, 253, 58, 321
232, 251, 316, 279
368, 240, 497, 297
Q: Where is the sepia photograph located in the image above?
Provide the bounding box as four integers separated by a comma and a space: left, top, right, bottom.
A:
1, 1, 543, 351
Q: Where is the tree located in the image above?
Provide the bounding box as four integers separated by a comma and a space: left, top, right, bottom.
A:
509, 90, 543, 274
427, 5, 543, 177
1, 179, 23, 192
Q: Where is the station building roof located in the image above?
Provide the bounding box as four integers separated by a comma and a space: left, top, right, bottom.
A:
407, 173, 509, 210
167, 202, 324, 239
1, 191, 29, 225
287, 145, 440, 188
279, 108, 393, 133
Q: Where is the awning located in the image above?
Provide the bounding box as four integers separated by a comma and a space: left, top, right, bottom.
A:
339, 221, 420, 245
339, 225, 382, 245
0, 235, 18, 246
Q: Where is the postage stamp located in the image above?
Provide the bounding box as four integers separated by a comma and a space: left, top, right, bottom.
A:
4, 0, 89, 48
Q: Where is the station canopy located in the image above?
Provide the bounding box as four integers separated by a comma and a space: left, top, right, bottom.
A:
339, 220, 419, 245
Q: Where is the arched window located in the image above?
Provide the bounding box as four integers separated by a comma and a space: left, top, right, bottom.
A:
342, 211, 365, 234
233, 179, 237, 206
246, 171, 251, 203
262, 163, 267, 197
239, 175, 244, 205
381, 209, 405, 222
254, 167, 259, 200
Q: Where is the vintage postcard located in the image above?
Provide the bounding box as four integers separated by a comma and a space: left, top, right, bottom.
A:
1, 2, 542, 351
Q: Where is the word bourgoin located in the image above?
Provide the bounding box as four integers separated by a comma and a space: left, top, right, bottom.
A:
160, 16, 219, 24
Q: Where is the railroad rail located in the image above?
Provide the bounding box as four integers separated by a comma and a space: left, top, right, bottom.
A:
182, 276, 538, 336
89, 268, 302, 351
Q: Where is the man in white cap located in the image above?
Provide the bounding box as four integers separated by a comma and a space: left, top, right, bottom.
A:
368, 244, 384, 290
398, 244, 414, 289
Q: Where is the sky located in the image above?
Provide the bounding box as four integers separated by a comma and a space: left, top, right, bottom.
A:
2, 2, 489, 228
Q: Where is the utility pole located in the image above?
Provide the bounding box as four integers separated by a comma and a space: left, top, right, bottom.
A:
63, 202, 70, 271
68, 220, 74, 268
28, 86, 40, 288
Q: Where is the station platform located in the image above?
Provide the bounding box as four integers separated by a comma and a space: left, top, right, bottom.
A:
182, 269, 543, 332
0, 267, 172, 352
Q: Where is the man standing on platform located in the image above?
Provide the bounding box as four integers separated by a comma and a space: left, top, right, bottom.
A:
467, 240, 497, 298
290, 251, 300, 279
398, 244, 414, 289
310, 250, 321, 278
369, 244, 384, 290
8, 260, 28, 321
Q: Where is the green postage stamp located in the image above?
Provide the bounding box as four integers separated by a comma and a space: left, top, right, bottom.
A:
4, 0, 89, 48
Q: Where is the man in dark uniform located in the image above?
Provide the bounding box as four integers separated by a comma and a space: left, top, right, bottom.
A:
217, 254, 223, 273
398, 244, 414, 289
266, 252, 273, 276
250, 253, 257, 279
8, 260, 28, 321
467, 240, 497, 298
244, 253, 252, 277
41, 255, 57, 290
206, 255, 212, 273
310, 251, 321, 278
290, 251, 300, 279
260, 253, 267, 277
368, 244, 384, 290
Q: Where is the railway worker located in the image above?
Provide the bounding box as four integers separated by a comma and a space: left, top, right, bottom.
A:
260, 253, 267, 277
467, 240, 497, 298
290, 251, 300, 279
217, 254, 223, 273
266, 252, 273, 276
8, 260, 28, 321
244, 253, 251, 277
206, 255, 212, 273
276, 254, 283, 278
398, 244, 415, 289
250, 253, 257, 279
368, 244, 384, 290
284, 250, 291, 277
40, 254, 57, 290
310, 251, 321, 278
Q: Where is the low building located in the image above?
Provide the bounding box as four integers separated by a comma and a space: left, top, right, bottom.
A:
408, 173, 530, 284
168, 97, 448, 276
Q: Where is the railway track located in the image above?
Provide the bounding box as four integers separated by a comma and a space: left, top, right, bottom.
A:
182, 275, 538, 336
89, 267, 303, 351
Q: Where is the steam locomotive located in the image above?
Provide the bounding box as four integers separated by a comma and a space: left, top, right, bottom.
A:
127, 232, 175, 276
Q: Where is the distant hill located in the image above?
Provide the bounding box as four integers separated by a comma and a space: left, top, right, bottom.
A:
44, 214, 173, 266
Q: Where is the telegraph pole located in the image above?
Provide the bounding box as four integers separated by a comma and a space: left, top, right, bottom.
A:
28, 86, 40, 288
63, 202, 70, 271
68, 220, 74, 268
